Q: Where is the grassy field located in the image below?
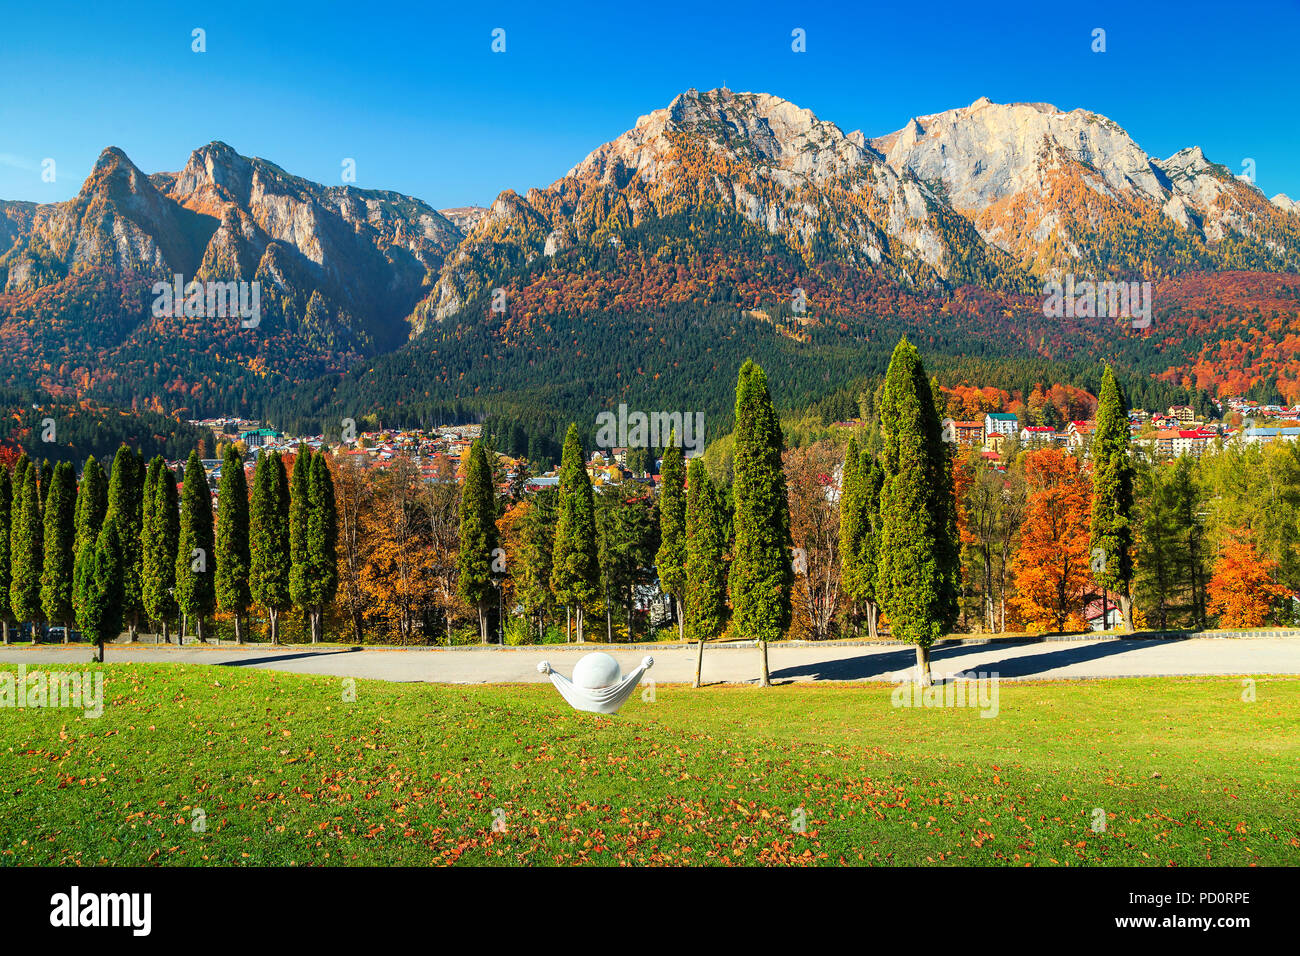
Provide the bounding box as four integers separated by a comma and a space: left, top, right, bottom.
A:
2, 663, 1297, 866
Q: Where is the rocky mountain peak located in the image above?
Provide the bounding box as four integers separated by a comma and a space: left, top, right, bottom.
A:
84, 146, 155, 200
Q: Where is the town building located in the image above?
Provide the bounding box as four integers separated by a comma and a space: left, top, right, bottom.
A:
984, 412, 1019, 438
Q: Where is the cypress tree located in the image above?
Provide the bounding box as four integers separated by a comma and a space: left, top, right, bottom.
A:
74, 456, 107, 560
76, 521, 124, 663
0, 465, 10, 645
876, 337, 960, 685
72, 455, 108, 632
457, 440, 500, 643
250, 452, 291, 645
1090, 366, 1136, 632
1169, 455, 1207, 627
685, 457, 727, 686
36, 460, 50, 512
11, 454, 30, 511
289, 445, 313, 634
550, 423, 598, 642
728, 360, 792, 686
140, 457, 161, 634
142, 456, 179, 643
105, 446, 145, 641
215, 446, 252, 643
305, 452, 338, 643
839, 438, 886, 639
516, 487, 558, 641
175, 450, 215, 641
40, 461, 76, 641
9, 464, 43, 640
656, 436, 687, 640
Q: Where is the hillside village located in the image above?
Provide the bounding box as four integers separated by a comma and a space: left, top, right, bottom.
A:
831, 397, 1300, 470
180, 393, 1300, 494
179, 418, 663, 497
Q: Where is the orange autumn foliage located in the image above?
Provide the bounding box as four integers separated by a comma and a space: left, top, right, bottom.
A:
1206, 527, 1291, 628
1009, 448, 1094, 633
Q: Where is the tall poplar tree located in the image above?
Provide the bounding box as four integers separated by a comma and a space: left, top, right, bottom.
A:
142, 456, 179, 642
76, 521, 124, 663
550, 424, 598, 642
9, 463, 43, 640
40, 461, 76, 640
305, 452, 338, 643
838, 438, 886, 639
35, 460, 50, 511
457, 439, 500, 643
876, 337, 960, 685
175, 450, 215, 641
215, 446, 252, 643
72, 455, 108, 631
685, 457, 727, 687
289, 445, 313, 637
655, 436, 687, 639
74, 456, 107, 561
0, 465, 11, 645
516, 487, 558, 641
727, 360, 792, 686
250, 452, 291, 644
105, 446, 145, 640
1090, 366, 1136, 632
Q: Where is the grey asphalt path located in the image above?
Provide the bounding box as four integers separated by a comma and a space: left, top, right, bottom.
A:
1, 638, 1298, 684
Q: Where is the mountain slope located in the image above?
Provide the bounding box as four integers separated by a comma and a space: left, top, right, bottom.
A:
872, 97, 1300, 277
421, 88, 1032, 326
0, 142, 466, 415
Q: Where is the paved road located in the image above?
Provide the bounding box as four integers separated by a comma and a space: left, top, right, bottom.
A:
1, 638, 1297, 684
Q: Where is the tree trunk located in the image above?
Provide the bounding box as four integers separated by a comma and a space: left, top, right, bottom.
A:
181, 612, 187, 643
566, 606, 572, 643
1119, 593, 1134, 633
694, 638, 704, 688
758, 639, 770, 687
866, 602, 879, 640
576, 606, 584, 643
96, 636, 105, 664
129, 613, 138, 642
677, 597, 684, 641
914, 644, 932, 686
1101, 589, 1108, 632
606, 605, 612, 643
2, 620, 9, 645
234, 614, 244, 645
196, 617, 205, 643
161, 620, 170, 645
62, 621, 70, 644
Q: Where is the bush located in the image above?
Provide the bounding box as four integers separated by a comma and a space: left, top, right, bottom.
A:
504, 616, 535, 646
541, 624, 569, 645
444, 624, 483, 647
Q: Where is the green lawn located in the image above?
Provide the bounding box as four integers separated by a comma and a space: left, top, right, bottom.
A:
2, 664, 1297, 866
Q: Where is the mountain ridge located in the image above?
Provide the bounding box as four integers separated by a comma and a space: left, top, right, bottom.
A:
3, 89, 1300, 423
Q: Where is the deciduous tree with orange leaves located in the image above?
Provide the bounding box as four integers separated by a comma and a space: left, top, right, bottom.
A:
1010, 448, 1094, 633
1206, 527, 1290, 628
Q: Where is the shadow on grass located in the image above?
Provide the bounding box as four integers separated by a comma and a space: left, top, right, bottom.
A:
218, 648, 362, 667
771, 638, 1160, 681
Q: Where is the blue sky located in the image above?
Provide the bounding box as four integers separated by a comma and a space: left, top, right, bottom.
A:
3, 0, 1299, 208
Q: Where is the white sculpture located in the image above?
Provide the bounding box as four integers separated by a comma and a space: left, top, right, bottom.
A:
537, 652, 654, 714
